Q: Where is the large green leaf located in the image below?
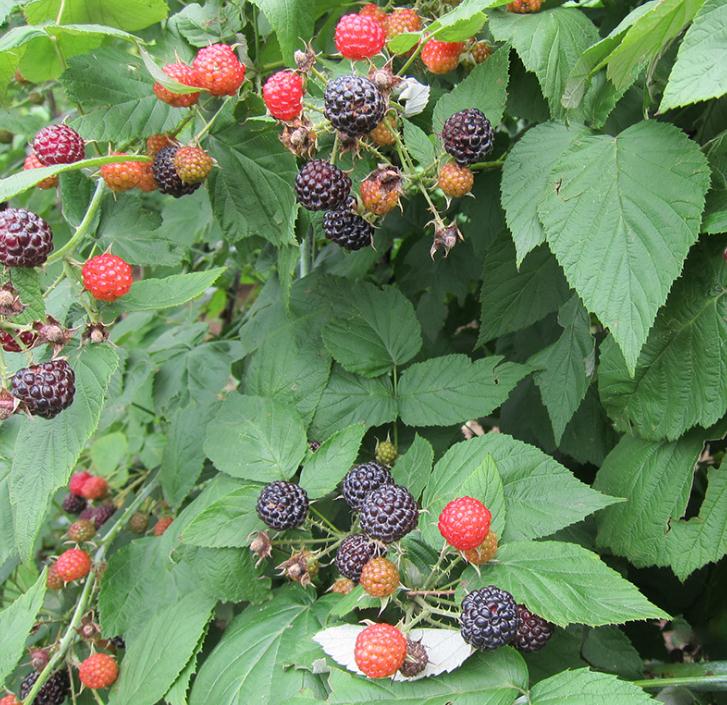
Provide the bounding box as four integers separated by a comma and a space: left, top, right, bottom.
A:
598, 238, 727, 441
703, 133, 727, 234
24, 0, 168, 30
391, 434, 434, 501
247, 0, 312, 64
204, 395, 307, 482
463, 541, 668, 626
538, 120, 710, 372
531, 668, 658, 705
9, 345, 119, 560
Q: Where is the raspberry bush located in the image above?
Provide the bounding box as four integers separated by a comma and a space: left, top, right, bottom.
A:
0, 0, 726, 704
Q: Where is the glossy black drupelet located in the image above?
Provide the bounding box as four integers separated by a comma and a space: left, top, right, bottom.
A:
441, 108, 494, 165
460, 586, 519, 650
323, 199, 373, 251
294, 160, 351, 211
342, 461, 393, 510
0, 207, 54, 267
513, 604, 554, 652
335, 533, 384, 581
152, 146, 201, 198
256, 481, 309, 530
324, 75, 386, 137
19, 669, 71, 705
359, 484, 418, 543
62, 493, 87, 515
11, 359, 75, 419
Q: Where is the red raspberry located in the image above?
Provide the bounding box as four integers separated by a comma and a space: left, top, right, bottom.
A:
46, 565, 64, 590
438, 162, 474, 198
385, 8, 422, 39
0, 329, 37, 352
263, 70, 304, 121
192, 44, 246, 96
360, 557, 399, 597
24, 151, 58, 189
78, 653, 119, 689
54, 548, 92, 582
146, 134, 175, 157
79, 475, 109, 501
136, 163, 157, 192
0, 695, 21, 705
438, 496, 491, 550
100, 155, 146, 192
70, 470, 92, 496
335, 14, 386, 60
153, 516, 173, 536
173, 146, 214, 184
354, 623, 407, 678
463, 531, 498, 565
82, 254, 133, 302
421, 39, 464, 74
359, 3, 387, 28
153, 63, 200, 107
32, 124, 85, 165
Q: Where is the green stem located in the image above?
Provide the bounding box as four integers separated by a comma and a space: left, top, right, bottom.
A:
309, 506, 342, 536
392, 366, 399, 449
330, 132, 340, 165
422, 543, 449, 590
47, 180, 105, 264
396, 40, 424, 76
170, 111, 195, 138
633, 675, 727, 690
299, 227, 312, 278
194, 97, 231, 142
470, 159, 505, 170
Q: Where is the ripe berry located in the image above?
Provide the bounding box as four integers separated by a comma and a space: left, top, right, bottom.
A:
153, 63, 200, 107
62, 493, 87, 514
438, 162, 474, 198
335, 533, 384, 581
324, 75, 386, 137
54, 547, 92, 582
256, 481, 309, 530
385, 8, 422, 39
100, 155, 145, 192
153, 516, 174, 536
360, 484, 419, 543
323, 198, 374, 251
19, 669, 70, 705
369, 115, 397, 146
192, 44, 246, 96
0, 207, 54, 267
32, 124, 85, 165
152, 145, 201, 198
0, 694, 21, 705
441, 108, 494, 165
173, 146, 213, 184
68, 519, 96, 542
331, 577, 354, 594
82, 253, 133, 302
360, 556, 399, 597
137, 163, 158, 192
508, 0, 542, 12
463, 530, 498, 565
70, 471, 92, 496
421, 40, 464, 74
359, 3, 387, 28
80, 503, 115, 529
0, 329, 37, 352
129, 512, 149, 533
360, 170, 401, 216
514, 604, 554, 652
24, 151, 58, 189
80, 475, 109, 500
399, 638, 428, 677
11, 359, 75, 419
335, 14, 386, 60
460, 586, 519, 650
295, 160, 351, 211
146, 134, 175, 157
375, 439, 398, 466
354, 623, 407, 678
343, 462, 393, 510
46, 566, 64, 590
438, 496, 491, 550
263, 70, 304, 121
78, 653, 119, 689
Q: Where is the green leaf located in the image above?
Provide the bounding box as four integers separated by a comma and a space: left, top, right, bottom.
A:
9, 346, 119, 560
328, 648, 528, 705
402, 119, 436, 167
207, 123, 298, 245
247, 0, 312, 64
434, 434, 619, 542
90, 431, 127, 475
477, 234, 571, 344
108, 592, 213, 705
530, 296, 595, 443
138, 47, 201, 94
4, 268, 44, 325
398, 354, 529, 427
581, 627, 643, 679
0, 465, 16, 567
109, 268, 226, 313
169, 2, 241, 47
299, 424, 366, 499
204, 395, 307, 482
311, 367, 397, 437
322, 284, 422, 378
190, 588, 325, 705
501, 121, 589, 264
432, 44, 509, 131
391, 434, 434, 500
598, 238, 727, 440
703, 134, 727, 234
538, 120, 711, 372
489, 8, 599, 119
0, 570, 46, 688
531, 668, 658, 705
429, 0, 490, 42
387, 31, 420, 55
182, 484, 263, 548
24, 0, 168, 31
164, 626, 206, 705
464, 541, 668, 626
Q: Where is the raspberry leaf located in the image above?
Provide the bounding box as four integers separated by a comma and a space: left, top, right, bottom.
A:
391, 434, 434, 501
530, 668, 659, 705
24, 0, 168, 31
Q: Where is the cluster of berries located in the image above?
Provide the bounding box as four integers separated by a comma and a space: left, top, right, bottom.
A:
154, 43, 246, 107
61, 471, 115, 530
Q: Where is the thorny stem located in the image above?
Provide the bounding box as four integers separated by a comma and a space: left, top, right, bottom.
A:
406, 589, 456, 597
414, 596, 456, 619
422, 543, 449, 590
309, 506, 343, 536
634, 675, 727, 690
